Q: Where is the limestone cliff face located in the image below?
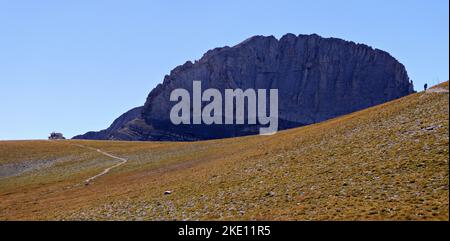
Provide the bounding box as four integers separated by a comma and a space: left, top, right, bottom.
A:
74, 34, 414, 141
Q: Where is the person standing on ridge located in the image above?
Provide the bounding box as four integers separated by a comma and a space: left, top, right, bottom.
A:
424, 83, 428, 91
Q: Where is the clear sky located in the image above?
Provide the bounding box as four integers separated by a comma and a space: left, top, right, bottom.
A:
0, 0, 448, 140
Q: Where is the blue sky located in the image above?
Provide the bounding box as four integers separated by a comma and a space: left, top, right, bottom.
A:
0, 0, 448, 140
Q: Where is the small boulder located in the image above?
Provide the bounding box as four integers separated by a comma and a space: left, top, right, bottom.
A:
266, 191, 275, 197
425, 126, 436, 131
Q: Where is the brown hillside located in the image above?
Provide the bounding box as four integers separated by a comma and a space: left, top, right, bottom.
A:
0, 82, 448, 220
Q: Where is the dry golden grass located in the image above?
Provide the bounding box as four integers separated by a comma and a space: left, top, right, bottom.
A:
0, 82, 448, 220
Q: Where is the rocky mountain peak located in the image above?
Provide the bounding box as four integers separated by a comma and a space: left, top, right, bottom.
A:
74, 34, 414, 141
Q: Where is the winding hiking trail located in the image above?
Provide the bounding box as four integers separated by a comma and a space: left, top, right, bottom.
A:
73, 144, 128, 184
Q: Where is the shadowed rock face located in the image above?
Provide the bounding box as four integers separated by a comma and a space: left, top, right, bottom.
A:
74, 33, 414, 141
73, 106, 146, 141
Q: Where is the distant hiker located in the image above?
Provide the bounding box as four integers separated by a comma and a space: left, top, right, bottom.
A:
424, 83, 428, 91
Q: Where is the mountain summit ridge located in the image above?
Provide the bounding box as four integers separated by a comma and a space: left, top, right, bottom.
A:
74, 33, 414, 141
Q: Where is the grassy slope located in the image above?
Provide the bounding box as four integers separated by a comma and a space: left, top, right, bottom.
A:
0, 82, 448, 220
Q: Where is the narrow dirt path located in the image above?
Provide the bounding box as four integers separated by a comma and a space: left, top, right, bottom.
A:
426, 87, 449, 93
73, 144, 128, 184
